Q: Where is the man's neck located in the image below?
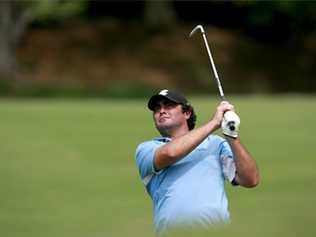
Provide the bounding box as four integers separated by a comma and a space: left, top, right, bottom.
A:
160, 125, 189, 139
169, 129, 189, 139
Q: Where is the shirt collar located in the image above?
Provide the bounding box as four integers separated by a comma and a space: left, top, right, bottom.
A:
153, 137, 172, 143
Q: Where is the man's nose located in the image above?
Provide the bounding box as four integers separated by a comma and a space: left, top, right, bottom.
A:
159, 106, 167, 114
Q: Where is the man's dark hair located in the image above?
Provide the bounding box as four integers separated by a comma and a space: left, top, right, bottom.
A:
182, 104, 197, 130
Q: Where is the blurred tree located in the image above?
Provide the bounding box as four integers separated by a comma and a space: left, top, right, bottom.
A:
0, 0, 86, 79
144, 0, 177, 32
0, 1, 31, 77
233, 0, 316, 43
31, 0, 86, 23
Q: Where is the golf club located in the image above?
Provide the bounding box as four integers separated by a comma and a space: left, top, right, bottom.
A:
189, 24, 239, 132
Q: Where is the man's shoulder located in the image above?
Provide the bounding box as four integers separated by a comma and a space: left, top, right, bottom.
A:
136, 140, 154, 152
136, 137, 168, 151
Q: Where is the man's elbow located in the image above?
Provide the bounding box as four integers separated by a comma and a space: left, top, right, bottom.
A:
155, 147, 179, 170
244, 173, 260, 188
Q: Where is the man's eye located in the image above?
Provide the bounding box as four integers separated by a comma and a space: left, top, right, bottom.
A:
165, 103, 175, 108
153, 106, 160, 112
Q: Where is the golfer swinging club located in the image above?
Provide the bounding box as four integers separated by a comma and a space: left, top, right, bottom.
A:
135, 89, 260, 234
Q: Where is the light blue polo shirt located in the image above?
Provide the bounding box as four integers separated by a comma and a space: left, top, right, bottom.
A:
135, 135, 237, 233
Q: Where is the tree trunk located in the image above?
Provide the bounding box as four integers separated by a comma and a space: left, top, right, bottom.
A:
0, 36, 16, 77
0, 1, 31, 78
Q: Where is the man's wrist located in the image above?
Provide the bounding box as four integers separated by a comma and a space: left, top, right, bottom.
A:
225, 135, 240, 143
206, 119, 220, 134
211, 118, 221, 128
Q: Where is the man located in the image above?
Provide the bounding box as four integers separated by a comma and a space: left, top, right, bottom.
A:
135, 89, 259, 234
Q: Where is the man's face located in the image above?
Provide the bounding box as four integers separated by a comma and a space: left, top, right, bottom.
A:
153, 99, 191, 134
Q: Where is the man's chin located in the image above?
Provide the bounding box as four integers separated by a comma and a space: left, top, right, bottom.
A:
156, 123, 173, 135
156, 122, 172, 129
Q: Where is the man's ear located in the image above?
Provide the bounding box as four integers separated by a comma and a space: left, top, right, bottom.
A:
184, 110, 191, 119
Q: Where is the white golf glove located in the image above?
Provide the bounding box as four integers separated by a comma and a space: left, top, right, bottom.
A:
221, 111, 240, 138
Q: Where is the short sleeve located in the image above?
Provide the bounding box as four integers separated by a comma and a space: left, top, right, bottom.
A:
135, 141, 163, 186
219, 140, 237, 184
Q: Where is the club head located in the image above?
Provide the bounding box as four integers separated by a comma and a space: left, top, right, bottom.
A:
189, 25, 205, 37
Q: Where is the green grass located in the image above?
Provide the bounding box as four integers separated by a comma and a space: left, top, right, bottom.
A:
0, 96, 315, 237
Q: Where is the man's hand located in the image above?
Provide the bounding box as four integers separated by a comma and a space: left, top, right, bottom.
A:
222, 111, 240, 138
212, 101, 235, 128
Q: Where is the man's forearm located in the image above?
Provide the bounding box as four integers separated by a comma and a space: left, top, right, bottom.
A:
154, 120, 219, 170
226, 137, 260, 187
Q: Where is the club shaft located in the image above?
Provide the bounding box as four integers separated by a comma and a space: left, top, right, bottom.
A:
201, 32, 226, 100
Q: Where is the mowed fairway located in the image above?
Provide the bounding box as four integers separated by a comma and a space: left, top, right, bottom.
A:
0, 96, 315, 237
